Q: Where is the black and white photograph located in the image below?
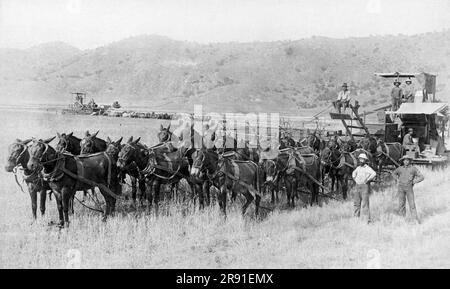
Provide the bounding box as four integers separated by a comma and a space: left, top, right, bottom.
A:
1, 0, 450, 273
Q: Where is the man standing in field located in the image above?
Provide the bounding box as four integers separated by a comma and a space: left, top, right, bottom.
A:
391, 80, 403, 111
352, 153, 377, 223
392, 155, 424, 224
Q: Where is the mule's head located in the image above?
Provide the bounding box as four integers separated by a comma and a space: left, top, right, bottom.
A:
27, 138, 55, 171
190, 149, 206, 177
80, 130, 99, 154
105, 136, 123, 160
157, 124, 172, 143
56, 132, 75, 153
320, 147, 331, 165
5, 139, 31, 172
262, 159, 277, 184
117, 136, 140, 169
327, 139, 338, 150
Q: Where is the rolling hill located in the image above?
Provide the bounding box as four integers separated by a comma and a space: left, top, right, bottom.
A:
1, 31, 450, 113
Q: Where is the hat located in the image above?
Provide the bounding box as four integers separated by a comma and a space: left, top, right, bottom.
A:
342, 83, 348, 87
399, 155, 413, 161
408, 128, 413, 132
406, 79, 412, 83
394, 80, 401, 85
358, 153, 369, 160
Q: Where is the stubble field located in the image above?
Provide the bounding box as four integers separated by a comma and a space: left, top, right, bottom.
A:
0, 109, 449, 268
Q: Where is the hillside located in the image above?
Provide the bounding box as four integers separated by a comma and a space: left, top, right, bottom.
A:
1, 32, 450, 113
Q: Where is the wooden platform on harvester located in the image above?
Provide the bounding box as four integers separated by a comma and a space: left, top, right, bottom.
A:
330, 105, 370, 140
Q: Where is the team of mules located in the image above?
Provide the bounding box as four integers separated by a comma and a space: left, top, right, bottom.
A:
5, 125, 403, 227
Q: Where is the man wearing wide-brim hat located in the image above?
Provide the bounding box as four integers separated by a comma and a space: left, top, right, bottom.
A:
392, 155, 424, 224
351, 153, 377, 223
333, 83, 351, 114
402, 79, 415, 103
391, 80, 403, 111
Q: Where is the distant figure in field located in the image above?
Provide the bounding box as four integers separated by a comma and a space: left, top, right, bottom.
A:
351, 153, 377, 224
402, 79, 415, 103
333, 82, 351, 113
391, 80, 403, 111
392, 155, 424, 224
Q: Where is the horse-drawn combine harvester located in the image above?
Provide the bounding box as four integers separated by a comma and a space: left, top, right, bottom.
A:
6, 71, 449, 226
280, 71, 449, 168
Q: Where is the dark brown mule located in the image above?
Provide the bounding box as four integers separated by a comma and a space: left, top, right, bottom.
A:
357, 135, 378, 156
279, 131, 297, 149
320, 146, 341, 196
142, 147, 191, 214
116, 137, 147, 206
375, 140, 403, 173
56, 132, 92, 205
56, 132, 81, 154
285, 151, 321, 206
5, 138, 54, 219
260, 153, 289, 205
190, 148, 219, 208
216, 154, 261, 217
80, 130, 107, 154
305, 131, 323, 153
27, 139, 121, 227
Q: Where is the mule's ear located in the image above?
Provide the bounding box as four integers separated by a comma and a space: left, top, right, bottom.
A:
43, 136, 56, 144
160, 124, 164, 131
92, 130, 99, 138
85, 130, 90, 137
133, 137, 141, 144
127, 136, 133, 143
116, 137, 123, 145
57, 132, 61, 139
106, 136, 112, 144
167, 124, 170, 131
68, 132, 73, 137
22, 139, 32, 145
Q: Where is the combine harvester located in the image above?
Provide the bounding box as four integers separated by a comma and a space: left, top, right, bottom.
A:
331, 71, 448, 167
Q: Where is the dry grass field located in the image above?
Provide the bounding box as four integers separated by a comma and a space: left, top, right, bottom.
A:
1, 109, 450, 268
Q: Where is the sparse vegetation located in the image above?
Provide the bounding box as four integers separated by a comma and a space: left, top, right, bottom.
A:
1, 32, 450, 111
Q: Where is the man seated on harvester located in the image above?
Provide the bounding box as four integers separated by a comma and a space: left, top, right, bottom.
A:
333, 83, 351, 114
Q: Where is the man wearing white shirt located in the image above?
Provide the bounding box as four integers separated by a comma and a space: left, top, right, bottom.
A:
352, 153, 377, 223
334, 83, 351, 113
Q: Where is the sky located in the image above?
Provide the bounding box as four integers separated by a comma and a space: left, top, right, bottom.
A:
1, 0, 450, 49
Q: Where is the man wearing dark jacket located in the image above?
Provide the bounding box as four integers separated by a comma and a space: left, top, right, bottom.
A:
392, 155, 424, 224
391, 80, 402, 111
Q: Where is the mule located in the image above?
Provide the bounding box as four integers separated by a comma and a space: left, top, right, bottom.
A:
144, 147, 191, 213
279, 131, 297, 149
27, 139, 121, 227
305, 132, 323, 153
260, 153, 289, 205
56, 132, 94, 204
320, 146, 341, 196
357, 135, 378, 156
116, 137, 148, 206
56, 132, 81, 155
375, 140, 403, 173
216, 154, 261, 217
80, 130, 107, 154
190, 148, 219, 208
285, 151, 321, 206
5, 138, 54, 219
